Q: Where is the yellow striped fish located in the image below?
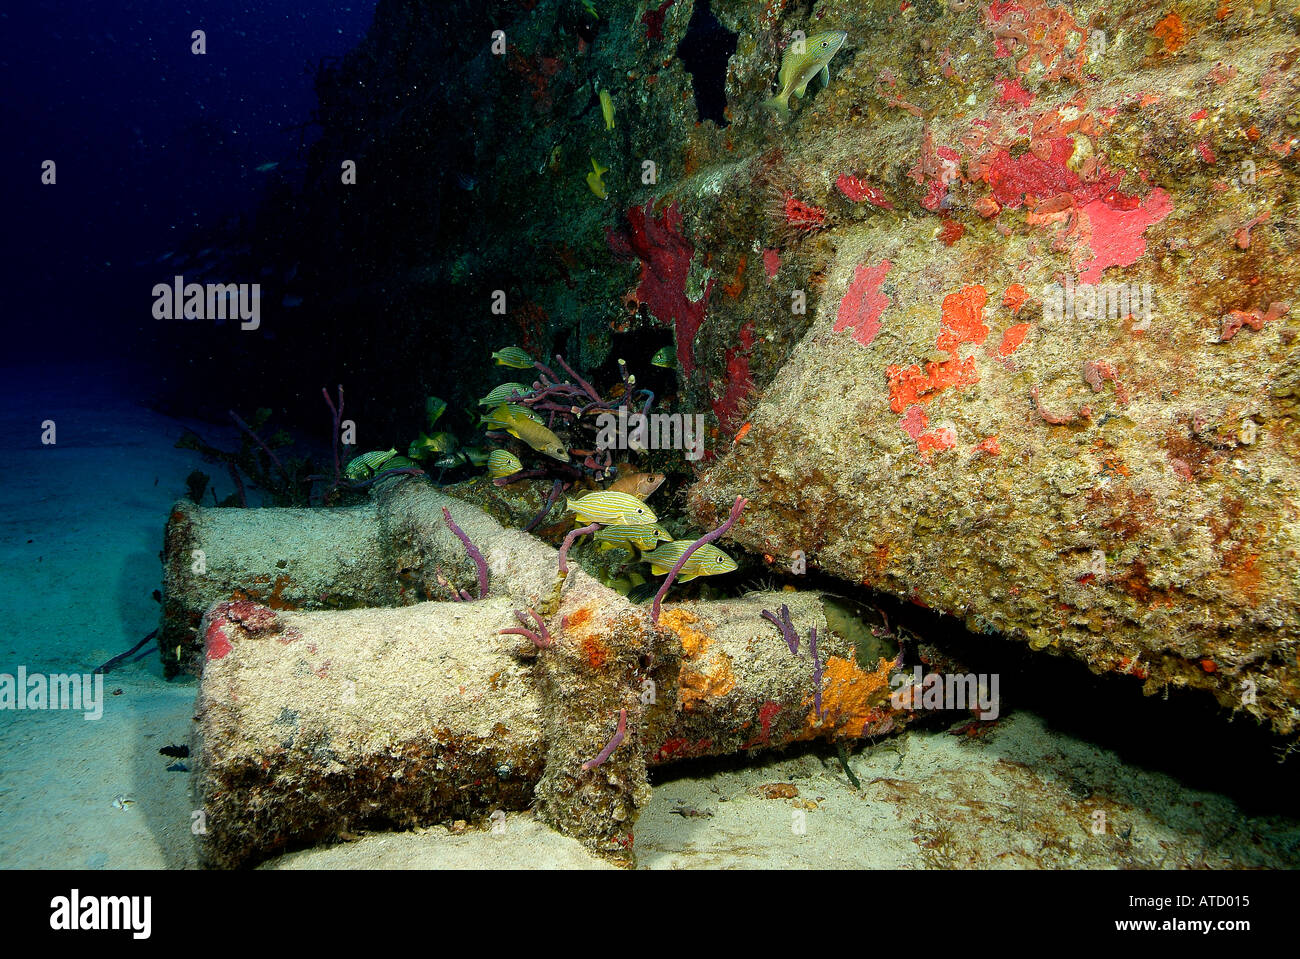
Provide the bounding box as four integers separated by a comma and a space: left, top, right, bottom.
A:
345, 448, 397, 479
642, 540, 738, 582
478, 382, 531, 406
488, 449, 523, 479
492, 346, 535, 369
566, 491, 657, 526
594, 523, 672, 552
480, 403, 543, 427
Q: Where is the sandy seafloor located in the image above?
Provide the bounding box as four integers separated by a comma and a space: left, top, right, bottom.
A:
2, 364, 1298, 870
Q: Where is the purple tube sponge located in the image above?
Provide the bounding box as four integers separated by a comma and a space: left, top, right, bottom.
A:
441, 506, 489, 599
500, 608, 551, 648
651, 495, 748, 623
581, 708, 627, 771
760, 604, 800, 654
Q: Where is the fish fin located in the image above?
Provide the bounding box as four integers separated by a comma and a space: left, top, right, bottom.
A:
819, 64, 830, 87
676, 572, 699, 583
649, 563, 670, 576
762, 95, 791, 118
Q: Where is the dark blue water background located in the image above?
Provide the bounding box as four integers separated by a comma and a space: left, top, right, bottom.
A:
3, 2, 377, 361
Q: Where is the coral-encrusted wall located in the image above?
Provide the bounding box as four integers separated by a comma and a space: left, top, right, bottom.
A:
682, 1, 1300, 734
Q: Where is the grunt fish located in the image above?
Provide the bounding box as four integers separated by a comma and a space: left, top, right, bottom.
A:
595, 523, 672, 552
600, 89, 615, 130
408, 431, 457, 460
566, 490, 657, 525
586, 158, 609, 199
763, 30, 848, 118
478, 382, 531, 406
487, 448, 524, 478
492, 346, 535, 369
345, 448, 397, 479
642, 540, 738, 581
650, 345, 676, 368
480, 403, 542, 427
487, 405, 568, 461
425, 396, 448, 428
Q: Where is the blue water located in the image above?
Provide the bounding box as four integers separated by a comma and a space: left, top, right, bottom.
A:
3, 1, 376, 361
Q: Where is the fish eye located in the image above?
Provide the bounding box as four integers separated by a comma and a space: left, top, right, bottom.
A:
821, 40, 828, 47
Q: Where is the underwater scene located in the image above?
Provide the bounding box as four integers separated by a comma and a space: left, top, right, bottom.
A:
3, 0, 1300, 891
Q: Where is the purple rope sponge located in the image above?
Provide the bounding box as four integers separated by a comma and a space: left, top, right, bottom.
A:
760, 604, 800, 654
651, 495, 748, 623
558, 523, 600, 574
441, 506, 488, 598
554, 354, 601, 403
500, 608, 551, 648
581, 708, 627, 771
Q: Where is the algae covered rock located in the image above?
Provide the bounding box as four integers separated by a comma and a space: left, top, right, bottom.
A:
645, 1, 1300, 736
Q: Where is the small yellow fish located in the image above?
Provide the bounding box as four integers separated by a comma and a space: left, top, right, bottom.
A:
600, 89, 615, 131
492, 346, 535, 369
764, 30, 848, 118
408, 431, 456, 460
487, 405, 568, 462
425, 396, 448, 428
480, 403, 542, 427
595, 523, 672, 552
478, 382, 531, 406
345, 448, 397, 479
642, 541, 738, 581
566, 490, 657, 525
586, 158, 609, 199
488, 448, 524, 478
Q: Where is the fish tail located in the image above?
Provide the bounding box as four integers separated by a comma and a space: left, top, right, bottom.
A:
565, 497, 578, 515
762, 95, 790, 118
